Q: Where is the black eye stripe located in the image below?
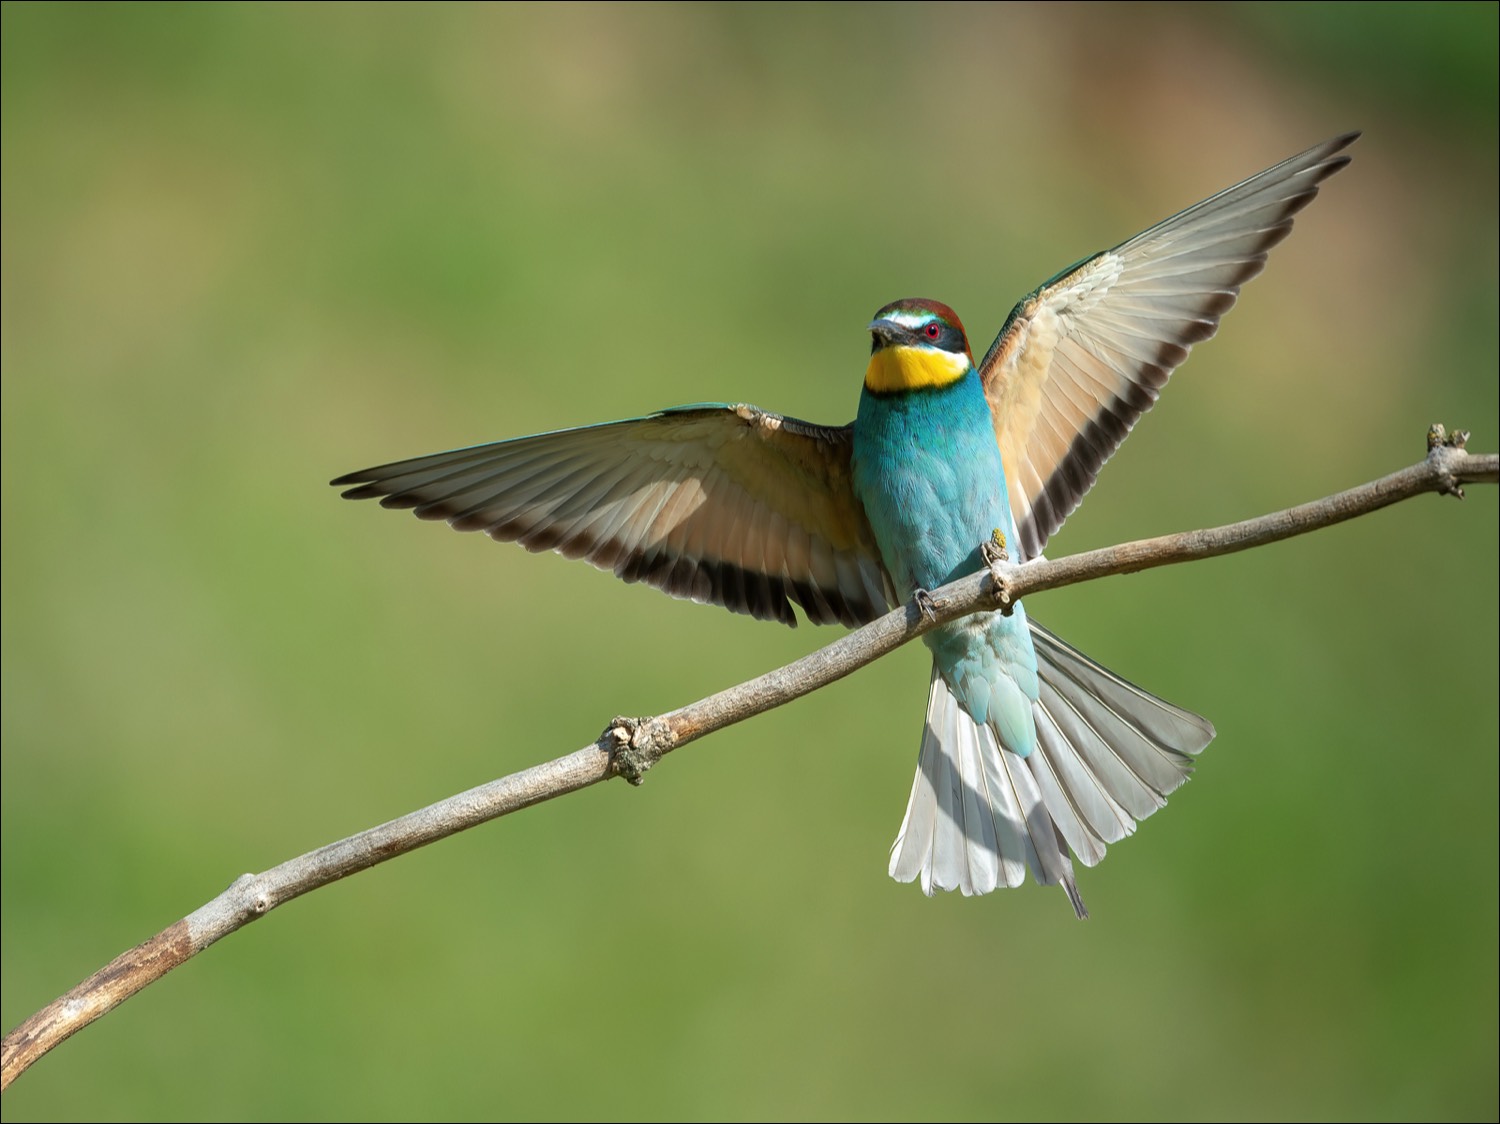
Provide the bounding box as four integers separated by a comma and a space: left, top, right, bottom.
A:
922, 322, 962, 352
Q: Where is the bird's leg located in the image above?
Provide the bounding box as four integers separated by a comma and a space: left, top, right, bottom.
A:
981, 529, 1016, 613
980, 527, 1009, 568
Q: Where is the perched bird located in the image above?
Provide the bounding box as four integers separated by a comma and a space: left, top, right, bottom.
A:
334, 133, 1356, 915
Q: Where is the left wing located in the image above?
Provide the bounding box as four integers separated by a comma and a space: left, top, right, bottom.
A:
979, 133, 1357, 560
332, 404, 896, 627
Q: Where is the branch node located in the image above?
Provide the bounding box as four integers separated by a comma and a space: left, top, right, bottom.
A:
1427, 422, 1471, 452
1427, 425, 1473, 499
604, 715, 674, 785
228, 874, 271, 915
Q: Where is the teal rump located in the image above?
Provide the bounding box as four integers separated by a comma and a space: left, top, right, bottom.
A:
333, 134, 1357, 916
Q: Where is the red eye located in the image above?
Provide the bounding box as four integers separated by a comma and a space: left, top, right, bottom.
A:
924, 322, 941, 340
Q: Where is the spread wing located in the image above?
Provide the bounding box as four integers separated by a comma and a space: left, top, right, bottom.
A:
332, 404, 896, 627
979, 132, 1358, 560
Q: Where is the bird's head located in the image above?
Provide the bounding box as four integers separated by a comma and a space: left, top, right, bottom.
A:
864, 298, 975, 394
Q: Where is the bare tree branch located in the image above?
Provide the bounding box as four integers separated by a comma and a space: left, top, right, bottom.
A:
3, 432, 1494, 1092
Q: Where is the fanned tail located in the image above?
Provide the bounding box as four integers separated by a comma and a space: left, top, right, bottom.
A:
888, 622, 1214, 916
889, 662, 1088, 915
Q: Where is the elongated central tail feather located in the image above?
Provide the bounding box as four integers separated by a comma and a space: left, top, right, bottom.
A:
888, 621, 1215, 916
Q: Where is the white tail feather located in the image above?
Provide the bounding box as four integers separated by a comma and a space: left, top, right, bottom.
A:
888, 621, 1214, 916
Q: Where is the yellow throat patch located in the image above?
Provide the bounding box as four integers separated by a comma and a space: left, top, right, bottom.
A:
864, 345, 970, 394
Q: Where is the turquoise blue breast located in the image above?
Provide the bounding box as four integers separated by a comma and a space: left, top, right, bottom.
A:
851, 367, 1039, 755
850, 368, 1015, 593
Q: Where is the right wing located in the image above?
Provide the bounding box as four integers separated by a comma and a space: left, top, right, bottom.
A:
332, 404, 897, 628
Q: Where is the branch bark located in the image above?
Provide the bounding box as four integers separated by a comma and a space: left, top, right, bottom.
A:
3, 433, 1494, 1091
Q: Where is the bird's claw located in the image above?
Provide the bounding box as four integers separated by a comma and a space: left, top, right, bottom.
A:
913, 588, 940, 622
980, 528, 1009, 569
981, 529, 1015, 611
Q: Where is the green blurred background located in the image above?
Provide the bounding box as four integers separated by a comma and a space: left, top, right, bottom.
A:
3, 3, 1496, 1120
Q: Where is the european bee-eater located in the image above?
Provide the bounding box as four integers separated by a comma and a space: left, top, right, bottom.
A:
334, 133, 1356, 916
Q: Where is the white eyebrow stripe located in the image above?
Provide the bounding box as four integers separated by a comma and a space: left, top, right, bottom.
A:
880, 310, 937, 330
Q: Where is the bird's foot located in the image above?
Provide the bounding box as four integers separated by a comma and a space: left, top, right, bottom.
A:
980, 528, 1009, 568
912, 587, 940, 622
981, 529, 1016, 612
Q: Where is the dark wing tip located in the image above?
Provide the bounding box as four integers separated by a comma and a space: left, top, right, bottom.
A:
337, 480, 389, 500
